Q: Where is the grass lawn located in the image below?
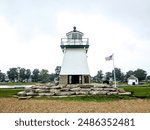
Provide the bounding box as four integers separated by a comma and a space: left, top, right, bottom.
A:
0, 82, 35, 86
47, 95, 136, 102
0, 88, 24, 98
0, 84, 150, 102
119, 85, 150, 98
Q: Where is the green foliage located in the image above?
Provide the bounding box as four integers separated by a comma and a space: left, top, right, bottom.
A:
49, 73, 55, 82
26, 69, 31, 82
32, 69, 40, 82
19, 68, 26, 82
0, 70, 5, 82
112, 68, 124, 82
147, 75, 150, 80
125, 70, 134, 81
39, 69, 50, 83
105, 72, 112, 81
93, 70, 104, 83
134, 68, 147, 81
7, 68, 18, 82
0, 88, 24, 97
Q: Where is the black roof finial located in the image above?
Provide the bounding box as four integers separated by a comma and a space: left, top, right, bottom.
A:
73, 26, 76, 32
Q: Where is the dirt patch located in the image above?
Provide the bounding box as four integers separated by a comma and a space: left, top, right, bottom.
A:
0, 98, 150, 113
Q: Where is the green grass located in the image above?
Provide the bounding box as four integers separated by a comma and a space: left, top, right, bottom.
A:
119, 85, 150, 98
46, 95, 135, 102
0, 88, 24, 97
0, 82, 36, 86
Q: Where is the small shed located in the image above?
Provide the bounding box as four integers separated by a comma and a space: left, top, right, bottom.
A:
128, 75, 138, 85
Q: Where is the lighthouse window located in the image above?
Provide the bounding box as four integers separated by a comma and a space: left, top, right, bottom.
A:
72, 33, 77, 39
78, 34, 82, 39
68, 34, 72, 39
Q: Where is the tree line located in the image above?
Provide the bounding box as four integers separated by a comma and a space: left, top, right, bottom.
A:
0, 67, 150, 83
93, 68, 150, 83
0, 67, 55, 83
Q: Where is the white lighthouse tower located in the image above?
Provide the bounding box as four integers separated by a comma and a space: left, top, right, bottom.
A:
59, 27, 90, 85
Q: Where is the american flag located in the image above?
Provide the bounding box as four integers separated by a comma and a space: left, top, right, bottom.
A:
105, 54, 113, 61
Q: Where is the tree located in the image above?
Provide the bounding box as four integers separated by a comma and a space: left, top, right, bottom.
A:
93, 70, 104, 83
105, 72, 112, 81
120, 72, 125, 82
26, 69, 31, 82
32, 69, 40, 82
7, 68, 18, 82
125, 70, 134, 81
49, 73, 55, 82
39, 69, 50, 83
147, 75, 150, 82
134, 68, 147, 81
0, 70, 5, 82
112, 68, 125, 81
19, 68, 26, 82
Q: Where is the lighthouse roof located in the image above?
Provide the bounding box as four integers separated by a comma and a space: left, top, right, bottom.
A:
66, 26, 83, 36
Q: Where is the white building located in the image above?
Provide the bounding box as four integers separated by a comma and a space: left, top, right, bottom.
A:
128, 75, 139, 85
59, 27, 90, 84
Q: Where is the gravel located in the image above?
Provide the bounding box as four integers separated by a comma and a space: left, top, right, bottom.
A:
0, 98, 150, 113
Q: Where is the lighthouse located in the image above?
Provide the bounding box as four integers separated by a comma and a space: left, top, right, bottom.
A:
59, 27, 90, 85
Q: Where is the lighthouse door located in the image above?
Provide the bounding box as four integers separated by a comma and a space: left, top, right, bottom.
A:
68, 75, 82, 84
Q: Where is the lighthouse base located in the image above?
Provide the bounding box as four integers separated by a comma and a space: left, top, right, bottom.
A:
59, 75, 90, 85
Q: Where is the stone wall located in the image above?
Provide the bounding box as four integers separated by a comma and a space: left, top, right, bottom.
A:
59, 75, 68, 85
17, 83, 131, 99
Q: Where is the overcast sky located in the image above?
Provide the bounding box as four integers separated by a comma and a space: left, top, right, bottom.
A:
0, 0, 150, 76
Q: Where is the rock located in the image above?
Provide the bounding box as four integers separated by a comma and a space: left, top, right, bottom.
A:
76, 91, 89, 95
118, 88, 126, 93
78, 84, 93, 88
17, 83, 123, 98
17, 91, 26, 96
34, 89, 50, 93
38, 93, 55, 96
50, 86, 61, 89
32, 85, 50, 89
103, 88, 117, 91
25, 87, 32, 92
92, 88, 103, 91
60, 87, 70, 91
56, 91, 75, 96
118, 92, 131, 95
94, 84, 105, 88
26, 92, 38, 96
89, 91, 107, 95
70, 87, 81, 91
60, 84, 67, 88
107, 92, 118, 95
102, 84, 111, 88
80, 88, 91, 91
66, 84, 78, 88
18, 96, 32, 100
50, 89, 60, 93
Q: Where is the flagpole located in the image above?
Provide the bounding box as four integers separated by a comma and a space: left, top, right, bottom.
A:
112, 53, 117, 88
